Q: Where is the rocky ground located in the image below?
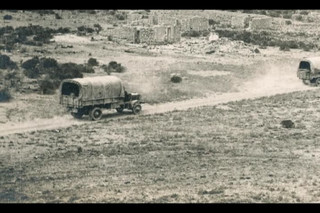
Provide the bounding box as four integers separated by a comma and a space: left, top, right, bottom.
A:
2, 10, 320, 203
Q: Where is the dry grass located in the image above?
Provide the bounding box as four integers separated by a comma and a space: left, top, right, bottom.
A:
2, 88, 320, 202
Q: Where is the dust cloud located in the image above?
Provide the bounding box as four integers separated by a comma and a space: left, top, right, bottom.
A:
240, 60, 312, 95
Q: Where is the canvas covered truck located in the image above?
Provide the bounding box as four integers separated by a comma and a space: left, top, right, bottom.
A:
59, 75, 143, 120
297, 57, 320, 86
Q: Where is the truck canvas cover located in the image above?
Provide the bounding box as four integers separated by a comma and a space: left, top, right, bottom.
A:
61, 75, 125, 101
300, 57, 320, 73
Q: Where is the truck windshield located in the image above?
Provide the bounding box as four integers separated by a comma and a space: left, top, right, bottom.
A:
299, 61, 311, 71
61, 82, 80, 97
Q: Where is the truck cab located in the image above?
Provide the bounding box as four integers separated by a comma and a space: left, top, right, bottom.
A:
297, 57, 320, 85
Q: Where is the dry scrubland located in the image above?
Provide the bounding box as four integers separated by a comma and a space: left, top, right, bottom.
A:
2, 89, 320, 202
2, 10, 320, 203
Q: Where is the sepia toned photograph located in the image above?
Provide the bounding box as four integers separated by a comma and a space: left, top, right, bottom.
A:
1, 9, 320, 203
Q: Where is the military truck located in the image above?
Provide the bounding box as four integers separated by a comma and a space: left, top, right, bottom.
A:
59, 75, 142, 120
297, 57, 320, 86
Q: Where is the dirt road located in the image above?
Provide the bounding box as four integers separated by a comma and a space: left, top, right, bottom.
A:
0, 66, 316, 136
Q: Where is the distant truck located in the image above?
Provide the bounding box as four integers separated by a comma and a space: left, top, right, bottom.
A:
297, 57, 320, 85
59, 76, 143, 120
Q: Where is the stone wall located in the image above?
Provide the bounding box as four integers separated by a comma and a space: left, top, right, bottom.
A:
153, 26, 167, 43
181, 16, 209, 32
138, 27, 155, 44
231, 16, 252, 29
102, 26, 137, 43
249, 17, 273, 31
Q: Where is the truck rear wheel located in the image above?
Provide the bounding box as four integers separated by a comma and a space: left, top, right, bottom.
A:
116, 106, 124, 113
89, 107, 103, 121
71, 112, 83, 119
315, 78, 320, 86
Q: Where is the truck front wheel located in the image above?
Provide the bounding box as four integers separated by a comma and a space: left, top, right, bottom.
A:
89, 107, 103, 121
132, 104, 142, 114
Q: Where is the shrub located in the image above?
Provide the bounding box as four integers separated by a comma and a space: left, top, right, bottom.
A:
40, 57, 59, 69
3, 15, 12, 20
283, 14, 293, 19
300, 11, 309, 15
0, 54, 18, 70
208, 19, 220, 26
181, 30, 201, 37
268, 10, 282, 17
77, 26, 94, 34
0, 86, 12, 102
285, 20, 292, 25
88, 58, 99, 67
55, 13, 62, 19
54, 63, 84, 80
170, 75, 182, 83
80, 65, 95, 73
115, 11, 127, 20
295, 15, 303, 21
56, 27, 70, 34
23, 68, 39, 79
21, 56, 40, 79
39, 79, 56, 94
279, 44, 290, 51
104, 61, 126, 73
94, 24, 103, 34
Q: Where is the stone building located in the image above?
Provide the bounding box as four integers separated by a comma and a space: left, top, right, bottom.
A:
249, 17, 273, 31
102, 23, 181, 45
103, 26, 137, 43
231, 15, 252, 29
180, 16, 209, 32
138, 24, 181, 44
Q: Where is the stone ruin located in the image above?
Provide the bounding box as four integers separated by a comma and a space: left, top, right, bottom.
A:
102, 11, 182, 45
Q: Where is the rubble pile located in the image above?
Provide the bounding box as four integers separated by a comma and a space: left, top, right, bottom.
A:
148, 34, 259, 56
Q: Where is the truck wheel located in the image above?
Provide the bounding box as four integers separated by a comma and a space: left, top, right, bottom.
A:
315, 78, 320, 86
132, 104, 142, 114
116, 106, 124, 113
302, 80, 309, 85
89, 107, 103, 121
71, 112, 83, 119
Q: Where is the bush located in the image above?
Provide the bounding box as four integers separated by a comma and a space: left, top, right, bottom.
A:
104, 61, 126, 73
279, 44, 290, 51
115, 11, 127, 20
22, 57, 40, 78
283, 14, 293, 19
170, 75, 182, 83
0, 54, 18, 70
3, 15, 12, 20
285, 20, 292, 25
295, 15, 303, 21
94, 24, 103, 34
181, 30, 201, 37
268, 10, 282, 17
54, 63, 84, 80
88, 58, 99, 67
0, 87, 12, 102
300, 11, 309, 15
23, 68, 39, 79
22, 57, 39, 70
55, 13, 62, 19
39, 79, 56, 94
208, 19, 220, 26
77, 26, 94, 34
